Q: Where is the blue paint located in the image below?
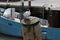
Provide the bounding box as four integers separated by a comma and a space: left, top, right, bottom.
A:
41, 27, 60, 40
0, 16, 22, 36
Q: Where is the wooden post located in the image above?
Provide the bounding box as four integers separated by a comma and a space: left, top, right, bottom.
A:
22, 16, 42, 40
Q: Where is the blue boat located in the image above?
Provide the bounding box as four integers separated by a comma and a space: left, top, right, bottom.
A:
0, 8, 23, 37
0, 16, 23, 36
0, 16, 60, 40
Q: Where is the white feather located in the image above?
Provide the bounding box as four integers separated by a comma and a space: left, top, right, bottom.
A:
23, 10, 31, 19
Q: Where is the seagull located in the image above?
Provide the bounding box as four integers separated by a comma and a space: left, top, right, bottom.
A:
23, 9, 31, 19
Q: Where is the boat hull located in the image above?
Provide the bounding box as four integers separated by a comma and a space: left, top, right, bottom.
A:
0, 16, 22, 36
0, 17, 60, 40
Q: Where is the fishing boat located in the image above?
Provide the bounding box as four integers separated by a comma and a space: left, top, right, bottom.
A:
0, 8, 23, 36
0, 0, 24, 37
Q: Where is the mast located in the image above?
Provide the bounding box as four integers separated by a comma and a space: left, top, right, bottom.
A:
7, 0, 9, 4
28, 0, 31, 11
42, 5, 45, 19
6, 0, 9, 8
20, 0, 25, 40
20, 0, 24, 20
